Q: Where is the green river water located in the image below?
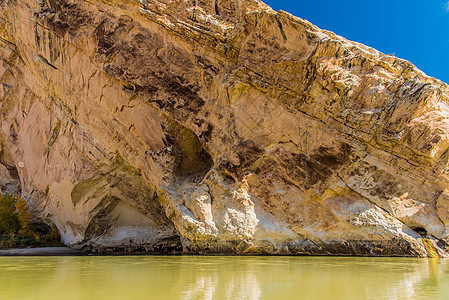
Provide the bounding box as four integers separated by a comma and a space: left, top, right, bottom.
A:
0, 256, 448, 299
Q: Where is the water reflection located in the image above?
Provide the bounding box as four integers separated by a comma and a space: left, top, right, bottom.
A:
0, 256, 448, 299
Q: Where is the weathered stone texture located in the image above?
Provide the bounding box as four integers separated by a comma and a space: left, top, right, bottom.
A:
1, 0, 449, 256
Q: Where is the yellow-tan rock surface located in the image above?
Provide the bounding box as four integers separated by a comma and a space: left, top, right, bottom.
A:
1, 0, 449, 256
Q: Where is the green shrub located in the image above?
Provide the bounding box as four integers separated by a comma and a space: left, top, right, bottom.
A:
0, 193, 64, 249
0, 194, 19, 234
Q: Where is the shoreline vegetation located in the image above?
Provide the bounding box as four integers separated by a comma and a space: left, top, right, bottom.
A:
0, 193, 64, 250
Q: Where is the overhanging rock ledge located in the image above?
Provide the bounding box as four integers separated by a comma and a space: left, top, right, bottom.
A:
1, 0, 449, 257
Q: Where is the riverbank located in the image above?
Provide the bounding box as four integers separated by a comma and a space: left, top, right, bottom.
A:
0, 247, 83, 256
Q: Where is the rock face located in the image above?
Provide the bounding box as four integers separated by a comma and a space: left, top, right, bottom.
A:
1, 0, 449, 256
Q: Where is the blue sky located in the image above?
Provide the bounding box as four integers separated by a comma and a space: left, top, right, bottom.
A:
263, 0, 449, 84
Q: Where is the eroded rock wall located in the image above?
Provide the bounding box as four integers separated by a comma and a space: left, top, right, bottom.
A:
1, 0, 449, 256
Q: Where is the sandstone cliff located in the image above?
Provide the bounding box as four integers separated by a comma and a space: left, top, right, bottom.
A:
1, 0, 449, 257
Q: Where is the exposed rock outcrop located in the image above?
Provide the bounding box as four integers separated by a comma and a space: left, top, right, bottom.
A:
1, 0, 449, 256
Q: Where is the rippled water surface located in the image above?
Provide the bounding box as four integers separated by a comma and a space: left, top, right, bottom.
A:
1, 256, 448, 299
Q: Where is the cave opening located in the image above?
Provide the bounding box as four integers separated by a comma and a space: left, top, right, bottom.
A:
161, 120, 214, 183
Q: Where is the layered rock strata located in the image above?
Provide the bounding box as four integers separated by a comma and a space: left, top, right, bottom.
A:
1, 0, 449, 256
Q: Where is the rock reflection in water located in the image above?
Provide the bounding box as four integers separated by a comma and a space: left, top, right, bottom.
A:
178, 256, 261, 300
0, 256, 448, 299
